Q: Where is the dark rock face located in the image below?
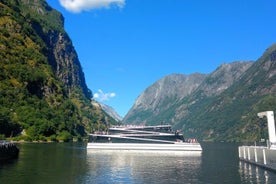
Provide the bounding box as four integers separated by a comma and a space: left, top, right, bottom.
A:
46, 31, 91, 98
19, 0, 91, 99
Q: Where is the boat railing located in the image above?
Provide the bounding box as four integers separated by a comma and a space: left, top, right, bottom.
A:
93, 131, 108, 135
185, 138, 199, 143
110, 124, 172, 129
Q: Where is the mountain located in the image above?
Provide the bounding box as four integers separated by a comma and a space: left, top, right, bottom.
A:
123, 73, 207, 124
99, 103, 123, 122
123, 62, 253, 126
123, 59, 265, 141
0, 0, 116, 141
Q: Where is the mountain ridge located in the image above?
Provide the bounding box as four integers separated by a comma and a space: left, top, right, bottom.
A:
123, 61, 253, 126
123, 73, 207, 124
122, 54, 276, 141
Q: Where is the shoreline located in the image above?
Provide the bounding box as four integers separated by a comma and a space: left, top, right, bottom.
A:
9, 138, 88, 144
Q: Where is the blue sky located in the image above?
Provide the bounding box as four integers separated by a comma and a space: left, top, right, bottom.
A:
47, 0, 276, 117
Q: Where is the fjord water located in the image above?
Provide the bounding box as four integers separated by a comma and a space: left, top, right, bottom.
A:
1, 142, 276, 184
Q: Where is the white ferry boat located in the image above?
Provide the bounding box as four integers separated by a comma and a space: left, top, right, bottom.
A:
87, 125, 202, 152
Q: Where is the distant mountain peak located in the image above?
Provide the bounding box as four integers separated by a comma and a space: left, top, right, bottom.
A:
99, 103, 123, 122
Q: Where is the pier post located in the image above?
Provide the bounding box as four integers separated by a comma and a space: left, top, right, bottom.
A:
247, 147, 251, 160
263, 149, 267, 165
254, 147, 258, 162
243, 147, 246, 159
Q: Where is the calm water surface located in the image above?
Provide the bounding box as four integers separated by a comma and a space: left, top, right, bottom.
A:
1, 142, 276, 184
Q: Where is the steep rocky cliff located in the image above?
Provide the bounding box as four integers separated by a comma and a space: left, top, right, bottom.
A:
47, 30, 91, 99
0, 0, 115, 140
19, 0, 91, 98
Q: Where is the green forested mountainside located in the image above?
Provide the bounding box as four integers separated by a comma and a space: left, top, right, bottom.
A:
123, 43, 276, 142
0, 0, 117, 141
179, 44, 276, 142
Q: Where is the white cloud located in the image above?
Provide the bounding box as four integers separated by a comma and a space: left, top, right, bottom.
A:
59, 0, 125, 13
93, 89, 116, 102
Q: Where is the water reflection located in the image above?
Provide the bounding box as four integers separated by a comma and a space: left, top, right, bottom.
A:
3, 143, 276, 184
239, 161, 276, 184
85, 150, 202, 184
0, 143, 88, 184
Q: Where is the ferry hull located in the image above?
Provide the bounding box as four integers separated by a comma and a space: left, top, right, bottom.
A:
87, 142, 202, 152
